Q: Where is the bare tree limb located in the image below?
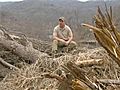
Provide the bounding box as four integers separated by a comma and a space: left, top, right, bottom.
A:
96, 79, 120, 85
75, 59, 104, 67
0, 57, 19, 70
41, 73, 64, 82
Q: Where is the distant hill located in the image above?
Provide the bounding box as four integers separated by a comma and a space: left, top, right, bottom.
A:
0, 0, 120, 41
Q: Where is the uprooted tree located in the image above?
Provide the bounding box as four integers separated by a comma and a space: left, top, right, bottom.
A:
81, 5, 120, 89
82, 6, 120, 67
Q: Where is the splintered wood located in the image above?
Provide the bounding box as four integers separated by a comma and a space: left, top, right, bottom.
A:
82, 6, 120, 67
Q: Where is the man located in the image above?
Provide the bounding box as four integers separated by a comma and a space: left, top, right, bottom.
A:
52, 17, 77, 52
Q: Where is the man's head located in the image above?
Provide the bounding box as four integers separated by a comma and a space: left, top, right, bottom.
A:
59, 17, 65, 28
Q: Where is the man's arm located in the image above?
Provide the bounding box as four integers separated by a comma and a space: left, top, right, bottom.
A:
67, 27, 73, 44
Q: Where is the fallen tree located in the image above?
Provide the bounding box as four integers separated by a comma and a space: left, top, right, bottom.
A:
0, 26, 48, 63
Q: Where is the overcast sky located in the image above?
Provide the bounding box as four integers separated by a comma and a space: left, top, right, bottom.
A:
0, 0, 90, 2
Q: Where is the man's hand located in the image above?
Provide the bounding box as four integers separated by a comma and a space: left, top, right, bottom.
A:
63, 38, 69, 41
53, 36, 70, 45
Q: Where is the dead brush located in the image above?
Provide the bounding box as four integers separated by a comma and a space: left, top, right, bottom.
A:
0, 46, 120, 90
0, 58, 58, 90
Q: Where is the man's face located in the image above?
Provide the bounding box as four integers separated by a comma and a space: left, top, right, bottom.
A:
59, 19, 65, 28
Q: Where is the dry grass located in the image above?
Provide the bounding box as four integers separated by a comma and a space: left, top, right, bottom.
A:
0, 45, 119, 90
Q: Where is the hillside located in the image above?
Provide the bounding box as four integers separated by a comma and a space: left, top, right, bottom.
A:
0, 0, 120, 41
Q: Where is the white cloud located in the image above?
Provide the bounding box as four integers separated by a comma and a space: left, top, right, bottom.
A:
0, 0, 23, 2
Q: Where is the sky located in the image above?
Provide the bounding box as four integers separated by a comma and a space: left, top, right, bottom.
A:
0, 0, 90, 2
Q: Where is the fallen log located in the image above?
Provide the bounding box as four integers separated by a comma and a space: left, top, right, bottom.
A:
0, 39, 48, 63
0, 27, 48, 63
75, 59, 104, 67
0, 57, 19, 70
96, 79, 120, 85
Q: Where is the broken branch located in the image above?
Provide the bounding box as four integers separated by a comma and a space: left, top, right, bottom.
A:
0, 57, 19, 70
75, 59, 104, 67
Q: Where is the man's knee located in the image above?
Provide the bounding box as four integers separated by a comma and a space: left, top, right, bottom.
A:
68, 41, 77, 50
70, 41, 77, 46
53, 40, 58, 44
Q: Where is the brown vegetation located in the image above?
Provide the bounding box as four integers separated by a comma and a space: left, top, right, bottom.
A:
0, 0, 120, 90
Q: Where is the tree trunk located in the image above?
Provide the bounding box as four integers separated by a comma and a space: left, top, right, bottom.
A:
0, 39, 48, 63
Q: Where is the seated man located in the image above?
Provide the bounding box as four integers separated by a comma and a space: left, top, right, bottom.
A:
52, 17, 77, 52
